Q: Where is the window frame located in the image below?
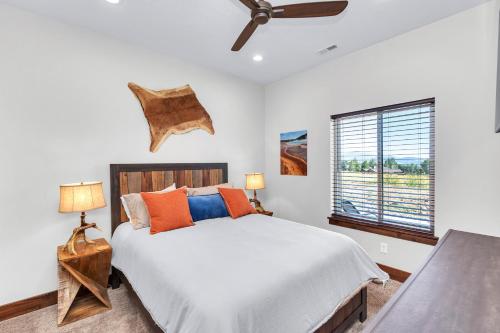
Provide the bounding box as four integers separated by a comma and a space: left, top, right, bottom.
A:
328, 98, 438, 246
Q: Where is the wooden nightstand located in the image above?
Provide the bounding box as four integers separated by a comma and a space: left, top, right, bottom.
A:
57, 238, 112, 326
258, 210, 274, 217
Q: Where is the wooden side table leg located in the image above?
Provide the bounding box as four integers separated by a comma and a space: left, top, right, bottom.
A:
59, 261, 111, 309
57, 263, 82, 325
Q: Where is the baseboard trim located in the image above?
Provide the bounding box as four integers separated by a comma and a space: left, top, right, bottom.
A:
377, 263, 411, 283
0, 291, 57, 322
1, 273, 117, 322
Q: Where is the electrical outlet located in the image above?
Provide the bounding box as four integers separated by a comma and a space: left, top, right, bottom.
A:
380, 242, 388, 254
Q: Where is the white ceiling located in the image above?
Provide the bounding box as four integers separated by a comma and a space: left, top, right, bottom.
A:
1, 0, 490, 84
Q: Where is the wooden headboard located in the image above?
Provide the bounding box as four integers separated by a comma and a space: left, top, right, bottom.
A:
110, 163, 228, 233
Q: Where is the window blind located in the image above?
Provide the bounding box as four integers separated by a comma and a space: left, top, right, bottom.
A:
331, 99, 435, 233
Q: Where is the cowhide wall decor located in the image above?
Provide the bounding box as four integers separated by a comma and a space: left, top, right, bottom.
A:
128, 83, 215, 153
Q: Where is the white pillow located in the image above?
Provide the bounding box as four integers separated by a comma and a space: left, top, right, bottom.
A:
187, 183, 233, 196
120, 183, 176, 229
121, 196, 132, 221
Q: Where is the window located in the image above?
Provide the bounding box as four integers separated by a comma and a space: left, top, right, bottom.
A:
329, 99, 437, 245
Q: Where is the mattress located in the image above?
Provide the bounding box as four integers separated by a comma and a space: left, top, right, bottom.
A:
111, 214, 389, 333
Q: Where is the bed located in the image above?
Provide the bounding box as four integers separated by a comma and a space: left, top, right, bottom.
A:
109, 163, 388, 333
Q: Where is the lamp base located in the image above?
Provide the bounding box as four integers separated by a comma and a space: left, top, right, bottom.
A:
64, 212, 101, 255
250, 190, 266, 213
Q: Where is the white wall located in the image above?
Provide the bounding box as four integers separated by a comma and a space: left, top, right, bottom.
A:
0, 4, 264, 305
264, 1, 500, 273
497, 6, 500, 132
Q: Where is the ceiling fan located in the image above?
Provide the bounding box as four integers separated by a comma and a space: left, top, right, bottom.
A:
232, 0, 348, 51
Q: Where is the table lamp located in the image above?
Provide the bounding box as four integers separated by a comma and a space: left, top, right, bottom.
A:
245, 173, 266, 213
59, 181, 106, 255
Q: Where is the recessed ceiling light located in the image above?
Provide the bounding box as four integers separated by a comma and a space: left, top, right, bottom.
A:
106, 0, 120, 4
253, 54, 263, 62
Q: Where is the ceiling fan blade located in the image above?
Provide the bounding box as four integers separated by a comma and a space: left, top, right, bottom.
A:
273, 1, 348, 18
231, 20, 259, 51
239, 0, 259, 10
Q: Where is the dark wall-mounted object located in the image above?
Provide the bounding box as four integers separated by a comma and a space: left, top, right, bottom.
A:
128, 83, 215, 153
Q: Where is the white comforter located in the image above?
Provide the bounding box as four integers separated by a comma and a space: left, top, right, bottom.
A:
111, 214, 388, 333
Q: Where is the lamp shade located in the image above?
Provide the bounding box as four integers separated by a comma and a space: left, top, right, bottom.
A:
59, 181, 106, 213
245, 173, 265, 190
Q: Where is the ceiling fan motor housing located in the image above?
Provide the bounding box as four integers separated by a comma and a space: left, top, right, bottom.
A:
252, 1, 273, 25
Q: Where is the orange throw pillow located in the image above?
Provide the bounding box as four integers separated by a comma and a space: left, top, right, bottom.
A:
218, 188, 256, 219
141, 188, 193, 235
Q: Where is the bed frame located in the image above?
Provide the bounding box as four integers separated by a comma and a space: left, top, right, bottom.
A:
109, 163, 367, 333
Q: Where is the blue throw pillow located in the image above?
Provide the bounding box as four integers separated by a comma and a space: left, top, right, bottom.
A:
188, 194, 229, 222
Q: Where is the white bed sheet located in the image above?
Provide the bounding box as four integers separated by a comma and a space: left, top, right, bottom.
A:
111, 214, 388, 333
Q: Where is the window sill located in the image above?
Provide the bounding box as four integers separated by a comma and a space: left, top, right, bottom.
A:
328, 214, 439, 246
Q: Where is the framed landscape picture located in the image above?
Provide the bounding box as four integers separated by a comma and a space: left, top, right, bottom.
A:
280, 130, 307, 176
